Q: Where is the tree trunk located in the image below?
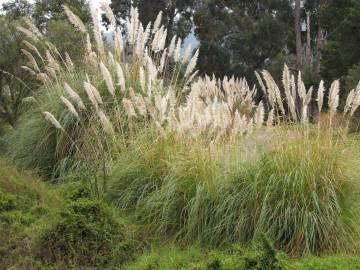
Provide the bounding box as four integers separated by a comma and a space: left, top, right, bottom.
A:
295, 0, 302, 68
166, 6, 176, 45
306, 11, 312, 68
315, 25, 324, 73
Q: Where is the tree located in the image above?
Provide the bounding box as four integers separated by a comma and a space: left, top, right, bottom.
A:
0, 15, 35, 127
33, 0, 90, 30
320, 0, 360, 84
294, 0, 302, 68
194, 0, 293, 78
107, 0, 197, 42
46, 20, 86, 66
1, 0, 33, 18
31, 0, 91, 67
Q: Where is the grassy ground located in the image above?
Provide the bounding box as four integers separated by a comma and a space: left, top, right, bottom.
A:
2, 156, 360, 270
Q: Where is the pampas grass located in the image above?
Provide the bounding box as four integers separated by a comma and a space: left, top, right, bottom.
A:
64, 82, 86, 110
21, 49, 40, 72
60, 96, 80, 120
9, 3, 360, 257
100, 62, 115, 97
43, 111, 64, 130
63, 5, 87, 33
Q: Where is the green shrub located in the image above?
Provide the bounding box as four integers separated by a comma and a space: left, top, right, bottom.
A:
0, 158, 58, 269
35, 198, 137, 267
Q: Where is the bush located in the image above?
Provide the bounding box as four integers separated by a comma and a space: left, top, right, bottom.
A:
0, 158, 57, 269
35, 198, 137, 267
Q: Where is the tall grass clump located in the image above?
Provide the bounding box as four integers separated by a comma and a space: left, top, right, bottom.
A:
109, 126, 360, 254
7, 2, 360, 256
246, 130, 360, 254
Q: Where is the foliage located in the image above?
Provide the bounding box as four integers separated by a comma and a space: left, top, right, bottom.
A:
0, 157, 60, 269
193, 0, 293, 78
35, 198, 137, 267
0, 158, 139, 269
46, 20, 87, 67
320, 0, 360, 84
1, 0, 33, 18
106, 0, 196, 41
124, 243, 360, 270
33, 0, 90, 30
0, 15, 35, 127
345, 63, 360, 92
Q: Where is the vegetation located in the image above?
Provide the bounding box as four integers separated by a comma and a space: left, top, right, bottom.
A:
0, 0, 360, 269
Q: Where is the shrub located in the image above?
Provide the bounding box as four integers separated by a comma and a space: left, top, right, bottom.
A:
0, 158, 58, 269
35, 198, 137, 267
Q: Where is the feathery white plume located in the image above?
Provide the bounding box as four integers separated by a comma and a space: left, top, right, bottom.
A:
266, 109, 274, 127
116, 62, 126, 92
21, 49, 40, 72
317, 80, 325, 113
60, 96, 80, 119
122, 98, 137, 118
328, 80, 340, 118
139, 67, 146, 91
100, 2, 116, 27
174, 38, 182, 62
100, 62, 115, 97
185, 49, 199, 77
43, 112, 64, 130
153, 11, 163, 33
36, 73, 51, 83
255, 102, 265, 128
90, 2, 105, 57
22, 41, 43, 61
344, 89, 355, 115
17, 26, 39, 42
64, 83, 86, 110
63, 5, 87, 33
97, 110, 114, 135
